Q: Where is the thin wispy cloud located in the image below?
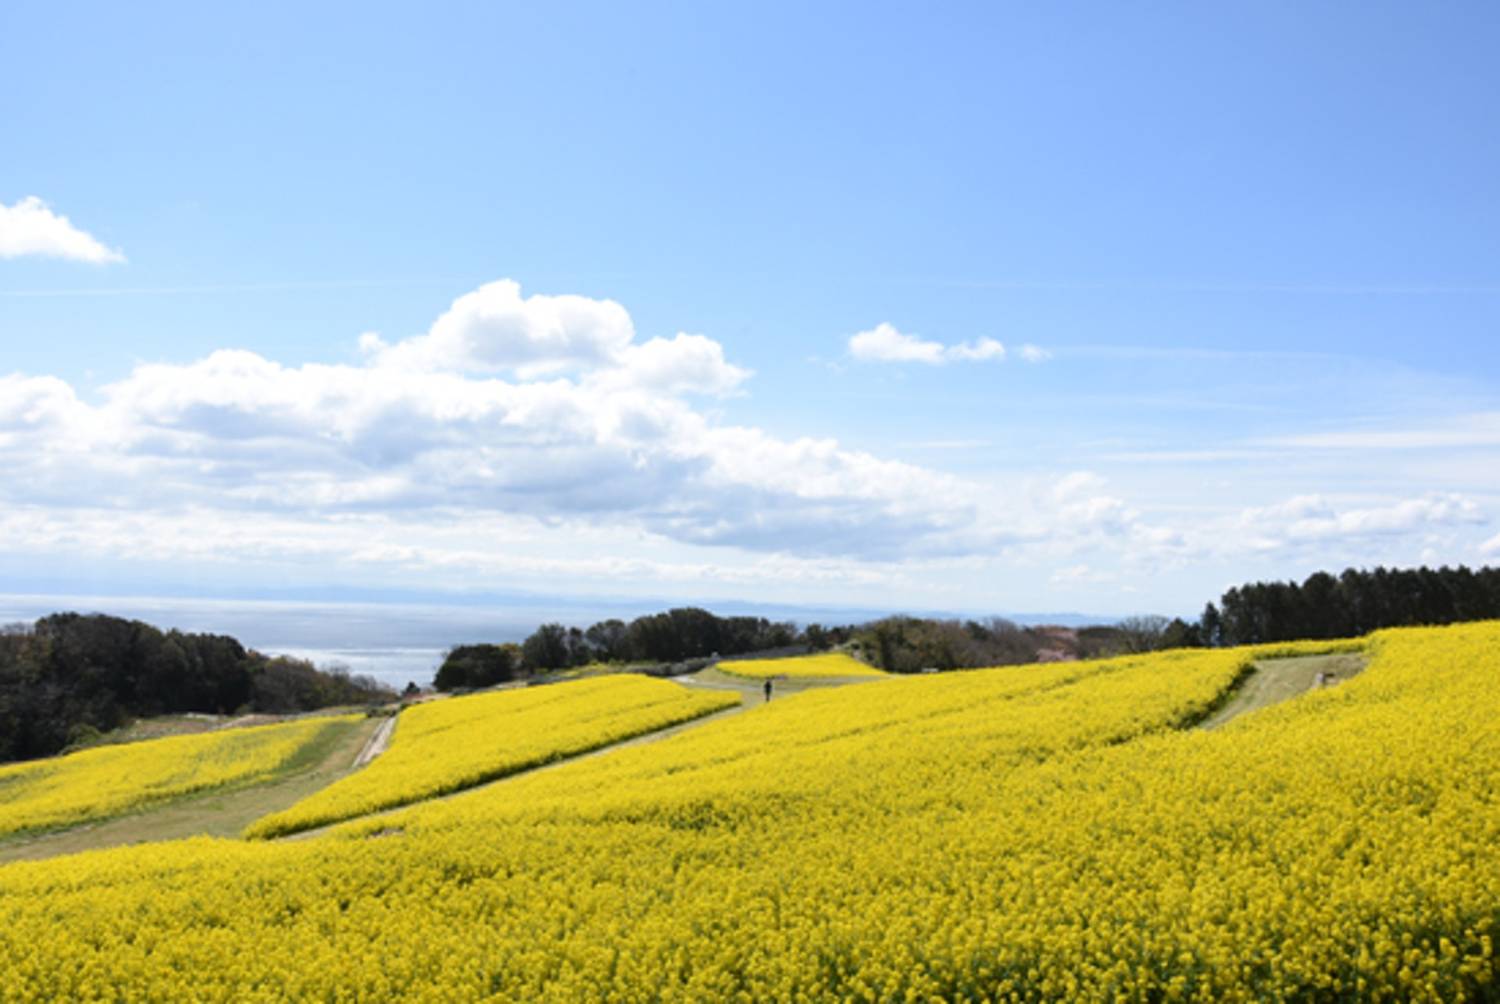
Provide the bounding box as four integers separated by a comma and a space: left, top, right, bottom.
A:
0, 276, 466, 298
897, 276, 1500, 296
0, 196, 125, 264
1260, 413, 1500, 451
848, 323, 1045, 366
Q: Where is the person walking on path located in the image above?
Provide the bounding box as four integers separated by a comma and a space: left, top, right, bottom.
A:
763, 678, 773, 702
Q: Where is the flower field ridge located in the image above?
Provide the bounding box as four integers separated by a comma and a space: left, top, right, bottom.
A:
0, 714, 359, 839
716, 651, 885, 679
243, 675, 740, 838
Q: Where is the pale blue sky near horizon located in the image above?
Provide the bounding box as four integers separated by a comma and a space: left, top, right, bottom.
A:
2, 1, 1499, 633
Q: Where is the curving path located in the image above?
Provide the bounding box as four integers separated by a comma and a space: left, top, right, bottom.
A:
1199, 651, 1367, 730
281, 668, 881, 840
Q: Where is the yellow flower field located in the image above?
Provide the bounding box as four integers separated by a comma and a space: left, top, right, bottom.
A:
2, 625, 1498, 1000
1244, 636, 1369, 659
243, 675, 739, 838
716, 651, 885, 678
0, 714, 358, 839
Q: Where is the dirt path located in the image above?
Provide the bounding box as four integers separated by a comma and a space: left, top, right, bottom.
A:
1200, 651, 1367, 730
354, 714, 398, 767
283, 698, 753, 841
284, 668, 890, 841
0, 716, 382, 864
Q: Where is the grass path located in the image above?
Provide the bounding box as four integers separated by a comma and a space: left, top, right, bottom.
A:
1199, 651, 1367, 730
682, 664, 882, 698
0, 715, 382, 863
283, 696, 754, 841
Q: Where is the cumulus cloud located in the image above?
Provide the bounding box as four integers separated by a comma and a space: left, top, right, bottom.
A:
847, 323, 1008, 365
0, 280, 996, 564
0, 196, 125, 264
364, 279, 635, 376
1481, 532, 1500, 557
0, 374, 90, 433
1019, 344, 1051, 363
602, 333, 751, 397
2, 280, 1489, 601
359, 280, 752, 399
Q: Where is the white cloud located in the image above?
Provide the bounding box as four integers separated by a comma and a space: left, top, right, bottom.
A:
1050, 563, 1115, 585
367, 279, 635, 376
1481, 532, 1500, 558
0, 280, 1003, 564
602, 333, 751, 397
847, 323, 1011, 365
0, 374, 88, 432
848, 323, 946, 364
0, 504, 908, 593
1019, 343, 1051, 363
946, 337, 1006, 362
0, 196, 125, 264
1261, 413, 1500, 451
3, 280, 1491, 608
1236, 493, 1485, 547
1052, 471, 1108, 502
360, 281, 751, 400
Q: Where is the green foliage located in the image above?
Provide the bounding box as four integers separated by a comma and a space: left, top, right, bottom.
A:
522, 624, 571, 671
434, 644, 524, 691
0, 613, 393, 764
855, 616, 1074, 672
1206, 564, 1500, 645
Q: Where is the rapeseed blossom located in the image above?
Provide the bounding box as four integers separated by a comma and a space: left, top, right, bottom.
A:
1, 626, 1496, 1000
245, 675, 738, 837
717, 652, 884, 679
0, 715, 357, 838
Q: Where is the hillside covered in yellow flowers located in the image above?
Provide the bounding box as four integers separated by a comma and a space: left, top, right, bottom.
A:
1, 623, 1497, 1000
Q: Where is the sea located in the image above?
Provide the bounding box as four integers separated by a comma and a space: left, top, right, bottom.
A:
0, 591, 1109, 691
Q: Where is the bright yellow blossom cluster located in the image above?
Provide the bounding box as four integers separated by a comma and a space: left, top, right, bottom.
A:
2, 625, 1498, 1001
716, 651, 884, 679
0, 715, 356, 839
1243, 636, 1369, 659
244, 675, 739, 838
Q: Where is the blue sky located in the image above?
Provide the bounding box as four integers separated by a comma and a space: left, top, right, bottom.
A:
3, 1, 1499, 626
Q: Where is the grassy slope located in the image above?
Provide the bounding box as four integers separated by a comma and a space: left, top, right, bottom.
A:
0, 716, 379, 863
1199, 651, 1367, 730
246, 678, 741, 839
284, 699, 752, 841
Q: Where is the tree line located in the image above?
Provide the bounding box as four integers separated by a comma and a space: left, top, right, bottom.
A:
435, 608, 818, 689
0, 612, 393, 763
437, 564, 1500, 690
1198, 565, 1500, 646
16, 564, 1493, 760
434, 608, 1133, 687
850, 616, 1128, 673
